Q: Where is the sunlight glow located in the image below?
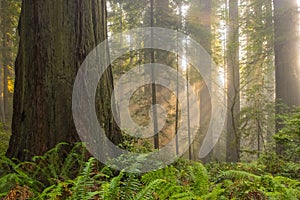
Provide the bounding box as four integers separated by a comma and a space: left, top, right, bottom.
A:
218, 68, 225, 87
181, 4, 190, 16
298, 0, 300, 32
126, 35, 131, 44
180, 56, 187, 72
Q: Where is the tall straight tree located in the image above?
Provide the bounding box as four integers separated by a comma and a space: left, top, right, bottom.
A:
199, 0, 212, 163
150, 0, 159, 149
274, 0, 300, 155
186, 0, 212, 162
239, 0, 275, 159
0, 0, 20, 125
6, 0, 121, 161
274, 0, 300, 107
1, 0, 8, 124
226, 0, 240, 162
0, 0, 7, 124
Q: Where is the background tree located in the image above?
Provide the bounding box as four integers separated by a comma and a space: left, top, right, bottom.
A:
6, 0, 121, 161
238, 0, 275, 160
186, 0, 213, 162
0, 0, 20, 125
274, 0, 300, 109
273, 0, 300, 155
226, 0, 240, 162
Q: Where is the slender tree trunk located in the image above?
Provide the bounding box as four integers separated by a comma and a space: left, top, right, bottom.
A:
3, 55, 8, 123
175, 34, 179, 155
0, 0, 7, 124
265, 0, 275, 145
149, 0, 159, 149
0, 61, 5, 124
6, 0, 121, 161
226, 0, 240, 162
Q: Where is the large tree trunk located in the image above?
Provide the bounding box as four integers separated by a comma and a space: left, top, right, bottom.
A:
226, 0, 240, 162
6, 0, 121, 161
187, 0, 212, 162
274, 0, 300, 107
274, 0, 300, 155
199, 0, 212, 163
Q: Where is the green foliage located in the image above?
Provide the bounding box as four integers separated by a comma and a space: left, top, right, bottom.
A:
0, 142, 88, 197
0, 156, 44, 197
274, 107, 300, 162
258, 153, 300, 180
1, 143, 300, 199
40, 157, 105, 200
0, 124, 11, 157
101, 171, 124, 199
238, 0, 275, 161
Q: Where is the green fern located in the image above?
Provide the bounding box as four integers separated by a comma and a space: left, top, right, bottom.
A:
187, 163, 209, 196
71, 157, 100, 199
222, 170, 261, 181
0, 157, 44, 196
170, 191, 201, 200
39, 180, 73, 199
101, 171, 124, 200
201, 184, 225, 199
141, 166, 178, 185
131, 179, 165, 200
0, 142, 89, 198
60, 142, 87, 179
120, 173, 142, 199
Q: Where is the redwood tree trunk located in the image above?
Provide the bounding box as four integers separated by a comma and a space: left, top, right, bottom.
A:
199, 0, 212, 163
274, 0, 300, 107
186, 0, 212, 161
274, 0, 300, 155
6, 0, 121, 161
226, 0, 240, 162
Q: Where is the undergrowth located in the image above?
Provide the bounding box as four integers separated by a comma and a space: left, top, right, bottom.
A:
0, 124, 10, 157
0, 143, 299, 199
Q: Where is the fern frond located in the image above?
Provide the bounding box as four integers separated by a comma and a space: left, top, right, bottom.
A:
222, 170, 260, 181
101, 171, 124, 200
132, 179, 165, 200
187, 163, 209, 196
141, 166, 178, 185
61, 142, 86, 179
71, 157, 97, 199
120, 173, 142, 199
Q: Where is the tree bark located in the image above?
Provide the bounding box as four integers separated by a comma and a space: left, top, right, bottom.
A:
0, 0, 7, 124
187, 0, 212, 162
226, 0, 240, 162
199, 0, 212, 163
6, 0, 121, 161
274, 0, 300, 155
274, 0, 300, 107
